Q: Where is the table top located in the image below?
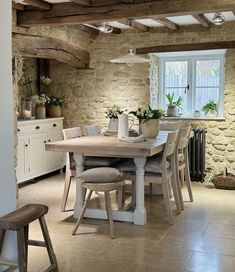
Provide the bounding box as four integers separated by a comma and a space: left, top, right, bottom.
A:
45, 131, 169, 158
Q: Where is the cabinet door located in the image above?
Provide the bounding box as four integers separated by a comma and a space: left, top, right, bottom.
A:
28, 133, 46, 177
46, 130, 63, 171
16, 135, 29, 182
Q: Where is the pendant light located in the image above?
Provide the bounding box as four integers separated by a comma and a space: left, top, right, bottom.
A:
212, 12, 225, 26
110, 48, 150, 66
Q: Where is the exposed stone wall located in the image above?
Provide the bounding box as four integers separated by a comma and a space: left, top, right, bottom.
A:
27, 22, 235, 174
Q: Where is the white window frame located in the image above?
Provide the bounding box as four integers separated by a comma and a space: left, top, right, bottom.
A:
157, 50, 225, 117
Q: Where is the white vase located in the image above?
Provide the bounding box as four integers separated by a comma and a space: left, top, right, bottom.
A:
108, 118, 118, 132
167, 106, 179, 117
205, 110, 217, 118
140, 119, 160, 138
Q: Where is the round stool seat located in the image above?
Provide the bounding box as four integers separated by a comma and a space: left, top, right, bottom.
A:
0, 204, 48, 231
78, 167, 124, 183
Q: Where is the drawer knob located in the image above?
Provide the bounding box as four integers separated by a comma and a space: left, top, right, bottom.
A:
25, 144, 28, 147
17, 128, 20, 132
44, 140, 47, 143
53, 123, 57, 127
48, 139, 51, 142
35, 126, 40, 130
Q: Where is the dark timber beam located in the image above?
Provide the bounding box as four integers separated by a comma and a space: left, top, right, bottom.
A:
151, 17, 178, 30
193, 14, 210, 28
12, 33, 90, 69
18, 0, 235, 26
23, 0, 50, 10
136, 41, 235, 54
12, 2, 25, 11
71, 0, 91, 6
118, 19, 149, 32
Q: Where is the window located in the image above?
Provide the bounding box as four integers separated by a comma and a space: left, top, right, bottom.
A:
158, 50, 225, 116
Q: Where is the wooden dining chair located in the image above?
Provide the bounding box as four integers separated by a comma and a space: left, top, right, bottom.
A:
84, 124, 102, 136
118, 131, 181, 225
61, 126, 120, 212
175, 127, 193, 210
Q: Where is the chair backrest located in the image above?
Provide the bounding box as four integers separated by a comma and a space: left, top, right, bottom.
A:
63, 127, 82, 140
163, 131, 179, 159
160, 120, 185, 131
84, 124, 101, 136
176, 127, 191, 151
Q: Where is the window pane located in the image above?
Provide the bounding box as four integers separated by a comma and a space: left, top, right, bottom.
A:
195, 87, 220, 111
165, 88, 187, 112
165, 61, 188, 87
196, 60, 220, 87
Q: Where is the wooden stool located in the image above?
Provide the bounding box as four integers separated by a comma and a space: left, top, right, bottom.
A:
0, 204, 58, 272
72, 167, 125, 238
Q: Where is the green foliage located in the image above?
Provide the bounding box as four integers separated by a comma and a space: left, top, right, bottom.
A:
129, 105, 164, 123
105, 105, 124, 119
202, 100, 218, 113
166, 93, 183, 110
19, 72, 34, 98
48, 95, 65, 107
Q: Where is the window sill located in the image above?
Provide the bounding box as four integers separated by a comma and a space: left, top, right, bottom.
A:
162, 115, 225, 121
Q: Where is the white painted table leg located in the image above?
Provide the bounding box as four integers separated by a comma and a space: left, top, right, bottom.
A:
133, 157, 147, 225
73, 153, 85, 218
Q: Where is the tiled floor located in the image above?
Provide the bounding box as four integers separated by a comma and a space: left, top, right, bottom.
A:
18, 174, 235, 272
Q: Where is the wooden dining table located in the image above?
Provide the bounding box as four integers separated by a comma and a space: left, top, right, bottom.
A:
45, 131, 169, 225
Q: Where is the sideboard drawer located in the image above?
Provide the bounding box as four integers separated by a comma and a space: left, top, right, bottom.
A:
47, 120, 63, 131
18, 123, 46, 134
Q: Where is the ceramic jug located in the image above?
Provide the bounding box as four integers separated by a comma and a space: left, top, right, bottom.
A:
118, 113, 129, 139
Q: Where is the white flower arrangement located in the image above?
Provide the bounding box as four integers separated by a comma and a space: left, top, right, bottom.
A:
31, 94, 50, 106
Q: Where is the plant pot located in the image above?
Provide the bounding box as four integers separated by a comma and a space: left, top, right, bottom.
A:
35, 105, 46, 119
205, 110, 217, 118
167, 105, 179, 117
107, 118, 118, 132
140, 119, 160, 138
48, 105, 62, 118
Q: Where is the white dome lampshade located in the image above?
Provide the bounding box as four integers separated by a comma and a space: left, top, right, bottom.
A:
110, 48, 150, 66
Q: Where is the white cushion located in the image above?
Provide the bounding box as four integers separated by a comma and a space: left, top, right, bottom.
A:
84, 157, 119, 167
78, 167, 124, 183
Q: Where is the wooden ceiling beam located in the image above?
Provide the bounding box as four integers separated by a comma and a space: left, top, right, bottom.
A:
13, 33, 90, 69
71, 0, 91, 6
18, 0, 235, 26
118, 19, 149, 32
136, 40, 235, 54
12, 2, 25, 11
23, 0, 50, 10
151, 17, 178, 30
193, 14, 210, 28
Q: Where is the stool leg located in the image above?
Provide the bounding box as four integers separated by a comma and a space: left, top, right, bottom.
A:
72, 190, 93, 235
39, 216, 58, 271
61, 175, 72, 212
24, 226, 29, 272
104, 191, 114, 238
0, 230, 6, 254
17, 228, 27, 272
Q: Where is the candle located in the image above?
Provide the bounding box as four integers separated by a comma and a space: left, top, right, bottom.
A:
23, 110, 31, 118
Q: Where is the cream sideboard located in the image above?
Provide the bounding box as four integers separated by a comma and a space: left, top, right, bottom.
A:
16, 118, 64, 184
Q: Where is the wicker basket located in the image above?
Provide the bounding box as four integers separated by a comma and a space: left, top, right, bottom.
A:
212, 173, 235, 190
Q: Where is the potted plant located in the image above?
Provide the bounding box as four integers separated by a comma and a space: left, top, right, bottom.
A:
166, 93, 183, 117
105, 104, 123, 132
47, 95, 65, 118
31, 94, 50, 119
202, 100, 218, 118
130, 105, 164, 138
